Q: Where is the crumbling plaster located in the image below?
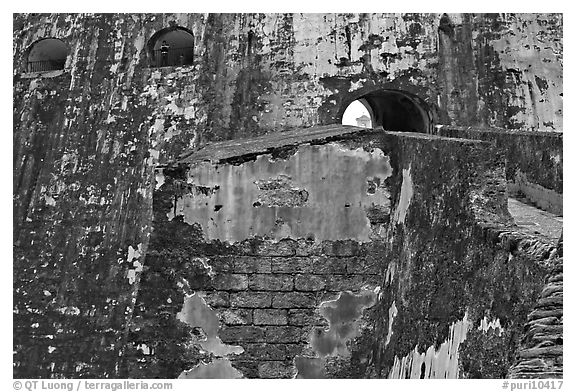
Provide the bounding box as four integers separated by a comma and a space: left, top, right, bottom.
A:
171, 142, 392, 243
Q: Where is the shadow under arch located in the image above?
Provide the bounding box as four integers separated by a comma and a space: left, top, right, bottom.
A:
147, 26, 195, 67
26, 37, 68, 73
340, 89, 433, 133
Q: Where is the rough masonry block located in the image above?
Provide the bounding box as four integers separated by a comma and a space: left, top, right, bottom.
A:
259, 361, 296, 379
234, 257, 272, 273
264, 326, 305, 343
240, 343, 287, 360
312, 257, 347, 274
212, 274, 249, 291
253, 309, 288, 325
324, 275, 368, 291
218, 309, 253, 325
230, 360, 258, 378
207, 256, 235, 273
230, 292, 273, 308
271, 258, 314, 274
288, 309, 328, 327
255, 240, 297, 257
249, 274, 294, 291
201, 291, 229, 308
321, 240, 362, 257
294, 239, 323, 256
346, 257, 381, 274
294, 274, 326, 291
219, 326, 266, 343
272, 292, 317, 308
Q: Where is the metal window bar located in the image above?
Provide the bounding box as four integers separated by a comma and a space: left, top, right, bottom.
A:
151, 47, 194, 68
26, 59, 66, 73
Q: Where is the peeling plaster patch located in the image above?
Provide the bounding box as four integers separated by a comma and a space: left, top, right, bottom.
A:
184, 105, 195, 120
127, 244, 144, 284
127, 270, 137, 285
478, 317, 503, 336
28, 79, 40, 91
550, 154, 561, 165
57, 306, 80, 316
127, 244, 142, 263
137, 343, 151, 355
384, 301, 398, 347
148, 149, 160, 165
179, 359, 243, 379
393, 166, 413, 225
155, 169, 165, 190
296, 290, 377, 378
195, 257, 215, 278
44, 195, 56, 206
385, 262, 396, 285
348, 79, 366, 92
178, 143, 392, 243
489, 15, 562, 131
177, 294, 243, 357
310, 290, 377, 357
163, 126, 182, 141
388, 313, 471, 379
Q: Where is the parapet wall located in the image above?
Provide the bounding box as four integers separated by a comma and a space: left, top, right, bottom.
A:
370, 131, 559, 379
432, 126, 563, 214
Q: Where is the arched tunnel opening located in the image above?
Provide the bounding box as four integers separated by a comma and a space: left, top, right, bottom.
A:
341, 90, 432, 133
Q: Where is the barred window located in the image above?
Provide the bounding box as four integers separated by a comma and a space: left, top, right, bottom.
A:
148, 27, 194, 68
26, 38, 68, 73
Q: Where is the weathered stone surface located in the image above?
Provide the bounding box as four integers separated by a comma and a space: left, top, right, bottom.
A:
508, 252, 563, 379
239, 343, 301, 360
219, 309, 253, 326
13, 12, 563, 379
528, 309, 562, 321
203, 291, 230, 308
219, 326, 266, 343
258, 361, 296, 379
536, 296, 563, 307
253, 309, 288, 326
324, 275, 369, 291
288, 309, 328, 327
234, 257, 272, 274
230, 292, 273, 308
271, 258, 315, 274
518, 346, 563, 359
272, 292, 317, 309
265, 326, 305, 343
294, 275, 326, 291
249, 274, 294, 291
212, 274, 249, 291
311, 257, 348, 274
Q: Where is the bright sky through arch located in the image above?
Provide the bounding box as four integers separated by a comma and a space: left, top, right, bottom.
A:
342, 100, 372, 128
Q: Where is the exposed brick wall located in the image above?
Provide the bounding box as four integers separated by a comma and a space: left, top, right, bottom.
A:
200, 245, 381, 378
127, 213, 382, 378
